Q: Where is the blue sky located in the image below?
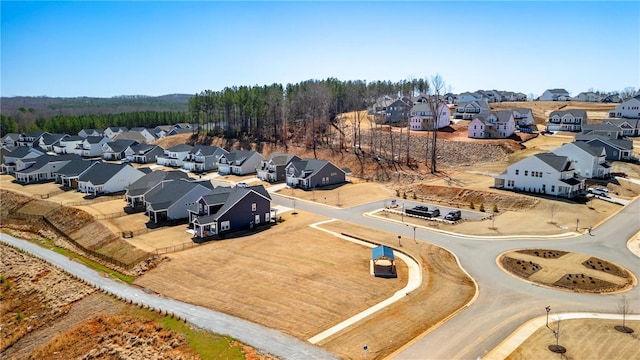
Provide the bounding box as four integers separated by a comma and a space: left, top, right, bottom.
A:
2, 1, 638, 98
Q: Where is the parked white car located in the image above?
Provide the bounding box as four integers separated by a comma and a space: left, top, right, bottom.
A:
587, 187, 609, 197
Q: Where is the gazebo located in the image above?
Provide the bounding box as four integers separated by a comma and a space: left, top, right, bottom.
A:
371, 245, 397, 278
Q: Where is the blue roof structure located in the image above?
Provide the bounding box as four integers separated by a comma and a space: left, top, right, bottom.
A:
371, 245, 394, 261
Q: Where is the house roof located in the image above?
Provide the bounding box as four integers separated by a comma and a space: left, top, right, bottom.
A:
40, 133, 68, 145
534, 153, 572, 172
114, 131, 149, 143
2, 133, 20, 141
105, 139, 138, 153
22, 131, 46, 138
166, 144, 194, 152
546, 88, 569, 94
581, 124, 621, 133
267, 153, 299, 166
288, 159, 339, 179
84, 135, 107, 144
605, 118, 640, 128
569, 141, 605, 157
580, 136, 634, 150
61, 135, 84, 142
78, 162, 134, 185
17, 154, 80, 174
126, 170, 189, 197
194, 185, 271, 222
549, 109, 587, 118
145, 179, 214, 211
55, 159, 98, 177
223, 150, 258, 164
106, 126, 128, 132
489, 110, 513, 123
79, 129, 103, 136
372, 245, 395, 261
189, 145, 222, 156
6, 146, 45, 158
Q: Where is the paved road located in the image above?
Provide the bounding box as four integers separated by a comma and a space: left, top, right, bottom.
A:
0, 233, 337, 360
271, 192, 640, 359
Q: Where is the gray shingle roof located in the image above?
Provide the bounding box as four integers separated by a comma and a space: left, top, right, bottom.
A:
105, 139, 138, 153
84, 136, 106, 144
166, 144, 194, 152
40, 133, 68, 145
549, 109, 587, 118
126, 170, 189, 197
535, 153, 571, 172
78, 162, 133, 185
189, 145, 220, 156
267, 152, 299, 166
194, 185, 271, 222
223, 150, 257, 164
17, 154, 80, 174
55, 159, 98, 177
145, 179, 214, 211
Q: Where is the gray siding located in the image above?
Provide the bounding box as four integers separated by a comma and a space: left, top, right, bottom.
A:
217, 192, 270, 233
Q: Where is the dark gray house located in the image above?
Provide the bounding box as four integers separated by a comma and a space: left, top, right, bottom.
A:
285, 159, 346, 189
384, 98, 412, 124
190, 185, 272, 238
257, 153, 301, 183
145, 179, 215, 224
125, 170, 189, 209
574, 135, 634, 161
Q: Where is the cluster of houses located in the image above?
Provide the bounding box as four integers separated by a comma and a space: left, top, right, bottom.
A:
1, 127, 349, 238
537, 88, 625, 103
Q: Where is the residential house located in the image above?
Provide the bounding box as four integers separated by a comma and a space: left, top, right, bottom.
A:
156, 144, 193, 167
104, 127, 128, 139
574, 135, 634, 161
257, 153, 301, 183
217, 150, 264, 175
152, 125, 173, 139
78, 136, 110, 158
511, 108, 535, 127
54, 159, 99, 188
182, 145, 228, 173
78, 129, 104, 138
409, 102, 451, 131
546, 110, 587, 132
2, 133, 20, 148
0, 148, 9, 173
384, 98, 412, 124
538, 89, 570, 101
145, 179, 215, 224
53, 135, 84, 155
575, 92, 602, 102
580, 124, 623, 139
113, 128, 156, 144
38, 133, 68, 152
453, 100, 490, 120
127, 143, 165, 164
601, 94, 621, 103
369, 96, 393, 115
125, 170, 189, 209
285, 159, 346, 189
190, 185, 272, 238
552, 142, 610, 179
174, 123, 197, 130
77, 162, 145, 196
17, 131, 46, 147
1, 146, 45, 174
608, 94, 640, 119
15, 154, 80, 184
167, 128, 193, 136
603, 118, 640, 137
102, 139, 138, 161
443, 93, 457, 104
468, 110, 516, 139
494, 153, 584, 198
457, 92, 485, 103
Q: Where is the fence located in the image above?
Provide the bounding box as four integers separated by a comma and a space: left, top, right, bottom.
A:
154, 242, 199, 255
92, 211, 127, 220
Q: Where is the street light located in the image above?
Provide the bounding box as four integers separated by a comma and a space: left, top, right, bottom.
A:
545, 305, 551, 327
576, 218, 579, 232
398, 235, 402, 247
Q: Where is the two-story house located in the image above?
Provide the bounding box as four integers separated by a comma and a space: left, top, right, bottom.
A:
102, 140, 138, 161
127, 143, 165, 164
78, 129, 104, 138
608, 94, 640, 119
1, 146, 45, 174
53, 135, 84, 155
217, 150, 264, 176
257, 153, 301, 183
494, 153, 584, 198
468, 110, 516, 139
454, 100, 490, 120
182, 145, 229, 173
17, 131, 46, 147
145, 179, 215, 224
511, 108, 535, 127
125, 170, 189, 210
1, 133, 20, 148
552, 142, 610, 179
546, 110, 587, 132
384, 98, 412, 124
104, 127, 128, 139
37, 133, 68, 152
603, 118, 640, 137
409, 102, 451, 131
190, 185, 272, 238
538, 89, 570, 101
78, 136, 110, 158
156, 144, 193, 167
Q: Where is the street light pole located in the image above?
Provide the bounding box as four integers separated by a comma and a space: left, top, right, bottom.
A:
545, 305, 551, 328
398, 235, 402, 247
576, 218, 579, 232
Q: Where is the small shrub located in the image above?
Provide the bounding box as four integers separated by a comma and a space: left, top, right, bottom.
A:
470, 202, 475, 210
402, 192, 407, 199
395, 189, 400, 197
412, 192, 417, 200
493, 204, 498, 213
16, 312, 24, 322
479, 203, 485, 212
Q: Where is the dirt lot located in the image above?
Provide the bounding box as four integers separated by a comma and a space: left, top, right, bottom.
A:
499, 249, 636, 293
276, 181, 393, 207
506, 318, 640, 360
0, 244, 275, 360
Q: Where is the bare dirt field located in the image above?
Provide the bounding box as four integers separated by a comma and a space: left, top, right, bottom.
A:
499, 249, 636, 293
0, 244, 272, 360
276, 181, 393, 207
489, 101, 617, 124
506, 318, 640, 360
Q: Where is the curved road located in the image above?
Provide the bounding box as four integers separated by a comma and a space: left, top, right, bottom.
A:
4, 191, 639, 360
272, 193, 640, 359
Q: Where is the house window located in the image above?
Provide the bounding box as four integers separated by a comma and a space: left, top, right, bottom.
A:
252, 203, 257, 211
221, 221, 230, 231
524, 170, 528, 176
551, 185, 555, 192
515, 169, 519, 175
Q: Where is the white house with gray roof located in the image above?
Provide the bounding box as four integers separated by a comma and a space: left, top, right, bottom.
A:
127, 143, 165, 164
494, 153, 584, 198
78, 136, 110, 157
1, 146, 45, 174
125, 170, 189, 209
285, 159, 346, 189
53, 135, 84, 155
37, 133, 68, 152
608, 95, 640, 119
183, 145, 229, 173
217, 150, 264, 175
156, 144, 193, 167
511, 108, 534, 127
603, 118, 640, 137
468, 110, 515, 139
552, 142, 610, 179
78, 129, 104, 138
54, 159, 99, 188
453, 100, 490, 120
538, 89, 570, 101
102, 139, 138, 160
14, 154, 81, 184
409, 103, 451, 131
2, 133, 20, 148
77, 162, 145, 196
546, 109, 587, 132
104, 127, 128, 139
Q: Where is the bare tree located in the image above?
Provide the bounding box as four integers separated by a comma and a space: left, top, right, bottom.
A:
620, 87, 637, 100
425, 74, 446, 174
616, 296, 634, 333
